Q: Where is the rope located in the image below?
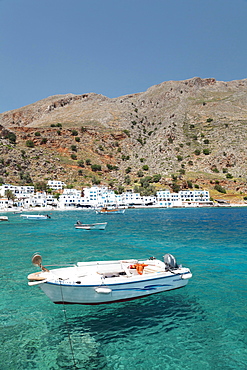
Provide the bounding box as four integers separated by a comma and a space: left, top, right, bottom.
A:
59, 279, 78, 369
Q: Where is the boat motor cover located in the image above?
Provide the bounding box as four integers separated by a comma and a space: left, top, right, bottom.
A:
163, 254, 178, 269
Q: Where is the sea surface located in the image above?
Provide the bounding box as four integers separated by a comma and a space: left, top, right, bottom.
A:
1, 207, 246, 370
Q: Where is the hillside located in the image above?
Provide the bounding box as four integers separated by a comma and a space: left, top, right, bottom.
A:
1, 77, 247, 203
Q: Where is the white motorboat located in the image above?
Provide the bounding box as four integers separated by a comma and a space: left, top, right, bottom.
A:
0, 215, 8, 221
75, 221, 107, 230
27, 254, 192, 305
20, 214, 51, 220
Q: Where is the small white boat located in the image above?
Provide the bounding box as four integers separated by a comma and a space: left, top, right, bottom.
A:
27, 253, 192, 305
75, 221, 107, 230
20, 214, 51, 220
95, 207, 125, 214
0, 216, 8, 221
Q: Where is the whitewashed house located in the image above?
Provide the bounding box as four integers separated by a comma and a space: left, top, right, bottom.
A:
47, 180, 66, 190
0, 184, 34, 198
179, 190, 210, 206
156, 190, 181, 207
0, 198, 12, 209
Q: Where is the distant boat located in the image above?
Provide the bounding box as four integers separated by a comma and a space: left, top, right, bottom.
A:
95, 207, 125, 214
0, 216, 8, 221
74, 221, 107, 230
27, 253, 192, 305
20, 214, 51, 220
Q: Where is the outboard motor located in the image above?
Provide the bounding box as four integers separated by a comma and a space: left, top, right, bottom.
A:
163, 254, 178, 270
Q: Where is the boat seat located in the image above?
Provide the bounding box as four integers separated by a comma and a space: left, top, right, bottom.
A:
143, 266, 163, 274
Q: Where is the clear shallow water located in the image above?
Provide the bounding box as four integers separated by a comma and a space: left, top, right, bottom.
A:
1, 208, 247, 369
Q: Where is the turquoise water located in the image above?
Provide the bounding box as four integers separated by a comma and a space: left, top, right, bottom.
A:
1, 208, 247, 369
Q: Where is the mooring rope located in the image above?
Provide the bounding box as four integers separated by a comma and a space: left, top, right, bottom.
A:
59, 279, 77, 369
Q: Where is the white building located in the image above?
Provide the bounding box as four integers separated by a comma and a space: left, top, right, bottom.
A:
179, 190, 210, 206
0, 182, 212, 210
156, 189, 210, 207
47, 180, 66, 190
0, 184, 34, 198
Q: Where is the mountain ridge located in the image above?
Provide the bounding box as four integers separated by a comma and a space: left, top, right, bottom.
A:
0, 77, 247, 203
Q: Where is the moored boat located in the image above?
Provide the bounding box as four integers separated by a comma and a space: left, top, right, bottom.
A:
0, 215, 8, 221
20, 214, 51, 220
75, 221, 107, 230
27, 253, 192, 305
95, 207, 125, 214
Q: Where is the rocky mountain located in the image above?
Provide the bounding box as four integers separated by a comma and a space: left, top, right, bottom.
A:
1, 77, 247, 202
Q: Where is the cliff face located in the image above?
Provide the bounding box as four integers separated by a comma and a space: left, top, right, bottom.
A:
1, 77, 247, 201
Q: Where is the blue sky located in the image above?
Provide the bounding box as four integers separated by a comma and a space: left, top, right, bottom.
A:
1, 0, 247, 113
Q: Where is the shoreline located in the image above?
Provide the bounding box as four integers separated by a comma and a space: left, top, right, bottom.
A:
1, 203, 247, 213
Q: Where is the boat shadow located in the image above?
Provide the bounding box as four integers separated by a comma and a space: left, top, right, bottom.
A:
61, 291, 205, 339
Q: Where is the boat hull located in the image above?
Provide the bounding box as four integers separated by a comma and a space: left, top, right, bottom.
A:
20, 214, 50, 220
39, 273, 190, 305
75, 222, 107, 230
0, 216, 8, 221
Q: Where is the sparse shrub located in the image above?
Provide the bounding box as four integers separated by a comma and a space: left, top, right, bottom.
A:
187, 180, 193, 188
92, 176, 100, 185
226, 173, 233, 179
91, 164, 102, 172
26, 140, 34, 148
142, 165, 149, 171
41, 138, 47, 144
107, 164, 113, 170
203, 139, 209, 144
75, 137, 80, 142
194, 149, 201, 155
71, 145, 77, 152
86, 159, 91, 165
123, 130, 130, 137
77, 160, 84, 167
203, 148, 210, 155
35, 132, 41, 136
71, 130, 78, 136
6, 132, 16, 143
214, 184, 226, 193
152, 174, 161, 183
207, 118, 213, 122
172, 183, 180, 193
71, 154, 77, 160
124, 175, 131, 185
177, 155, 183, 161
